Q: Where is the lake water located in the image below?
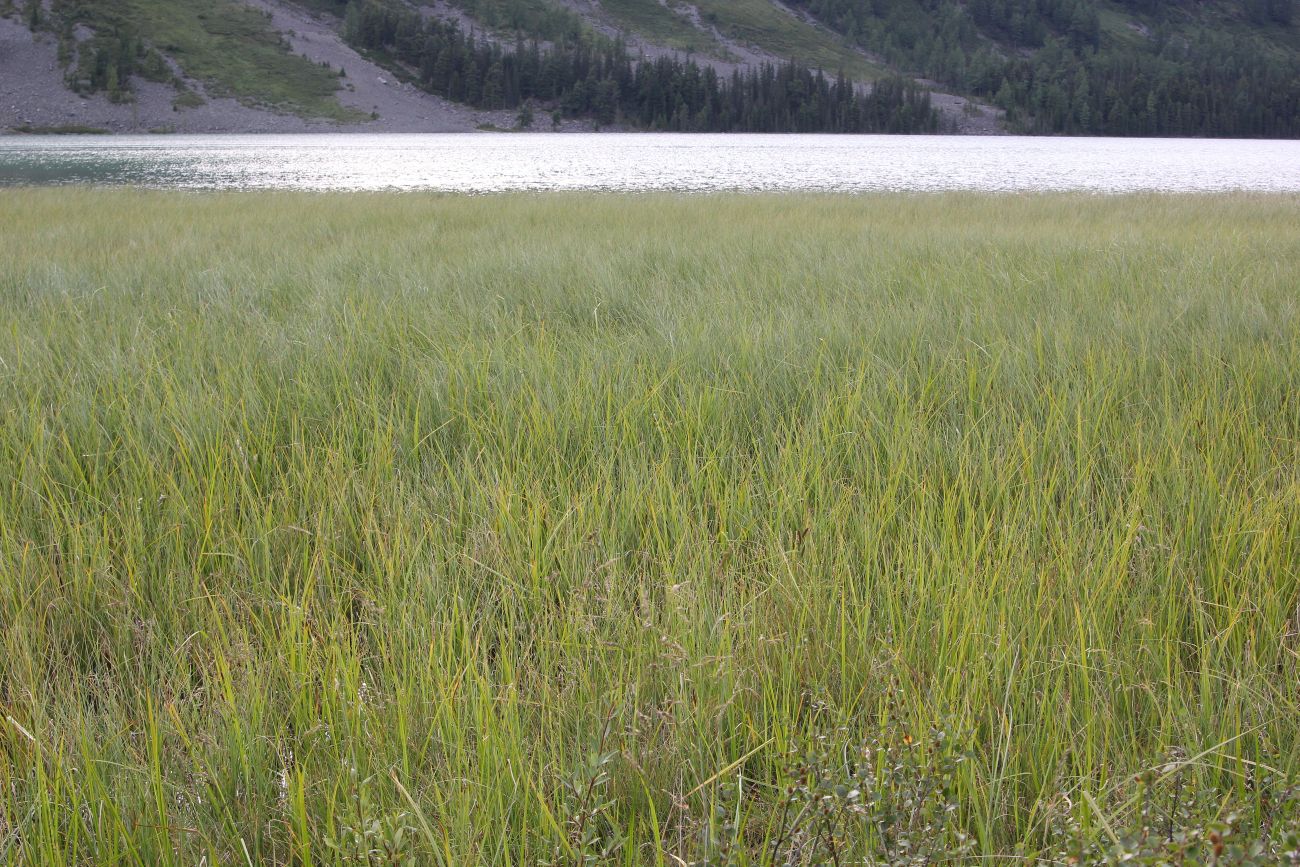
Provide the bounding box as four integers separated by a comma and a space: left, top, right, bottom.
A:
1, 133, 1298, 193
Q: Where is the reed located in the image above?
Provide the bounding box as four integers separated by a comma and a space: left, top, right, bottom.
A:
0, 190, 1297, 864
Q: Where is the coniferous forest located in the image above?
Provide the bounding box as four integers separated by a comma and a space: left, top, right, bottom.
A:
789, 0, 1300, 137
336, 0, 1299, 137
340, 0, 939, 133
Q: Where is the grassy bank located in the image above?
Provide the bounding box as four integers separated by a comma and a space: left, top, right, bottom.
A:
0, 190, 1297, 864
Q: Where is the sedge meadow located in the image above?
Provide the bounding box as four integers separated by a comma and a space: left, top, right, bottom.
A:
0, 190, 1298, 864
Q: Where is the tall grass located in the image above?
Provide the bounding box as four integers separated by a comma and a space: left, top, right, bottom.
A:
0, 190, 1297, 864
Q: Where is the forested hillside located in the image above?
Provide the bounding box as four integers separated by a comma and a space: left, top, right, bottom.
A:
339, 1, 937, 132
311, 0, 1300, 136
4, 0, 1298, 135
788, 0, 1300, 136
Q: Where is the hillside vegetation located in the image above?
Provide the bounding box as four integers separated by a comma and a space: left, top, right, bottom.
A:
788, 0, 1300, 136
10, 0, 357, 119
2, 190, 1299, 863
5, 0, 1298, 134
340, 1, 937, 132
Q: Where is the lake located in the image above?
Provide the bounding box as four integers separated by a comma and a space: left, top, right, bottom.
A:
1, 133, 1298, 193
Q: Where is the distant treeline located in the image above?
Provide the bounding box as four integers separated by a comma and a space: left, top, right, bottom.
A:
787, 0, 1300, 137
341, 0, 938, 132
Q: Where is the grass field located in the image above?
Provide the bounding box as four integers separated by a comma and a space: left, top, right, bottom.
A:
0, 191, 1298, 864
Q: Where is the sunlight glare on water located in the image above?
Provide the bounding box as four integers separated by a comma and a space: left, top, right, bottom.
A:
1, 133, 1298, 193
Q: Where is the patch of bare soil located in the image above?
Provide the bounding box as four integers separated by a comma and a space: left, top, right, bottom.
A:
920, 81, 1005, 135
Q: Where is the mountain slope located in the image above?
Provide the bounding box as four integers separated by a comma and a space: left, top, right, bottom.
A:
336, 0, 941, 132
2, 0, 1296, 135
785, 0, 1300, 136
